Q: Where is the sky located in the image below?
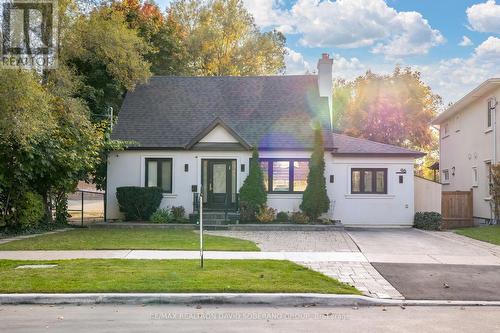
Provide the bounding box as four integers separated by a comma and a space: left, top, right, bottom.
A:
156, 0, 500, 104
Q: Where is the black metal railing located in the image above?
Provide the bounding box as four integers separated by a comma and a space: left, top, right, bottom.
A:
224, 193, 239, 222
193, 192, 200, 214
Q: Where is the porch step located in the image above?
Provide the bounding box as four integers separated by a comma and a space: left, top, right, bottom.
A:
190, 212, 240, 225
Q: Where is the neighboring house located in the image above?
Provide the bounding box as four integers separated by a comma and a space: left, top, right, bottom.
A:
433, 78, 500, 223
107, 54, 424, 227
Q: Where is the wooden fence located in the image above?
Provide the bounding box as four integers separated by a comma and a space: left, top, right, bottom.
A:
441, 191, 473, 229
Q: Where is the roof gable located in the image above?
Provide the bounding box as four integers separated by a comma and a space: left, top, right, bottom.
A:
433, 78, 500, 124
199, 125, 238, 143
186, 118, 251, 150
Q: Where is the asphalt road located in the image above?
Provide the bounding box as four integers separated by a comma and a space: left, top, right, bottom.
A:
373, 263, 500, 301
1, 304, 500, 332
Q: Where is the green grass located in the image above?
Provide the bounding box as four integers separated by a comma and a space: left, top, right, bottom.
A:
0, 259, 360, 294
0, 229, 259, 251
456, 225, 500, 246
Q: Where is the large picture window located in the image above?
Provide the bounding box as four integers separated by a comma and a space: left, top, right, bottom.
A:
145, 158, 172, 193
351, 168, 387, 194
258, 159, 309, 193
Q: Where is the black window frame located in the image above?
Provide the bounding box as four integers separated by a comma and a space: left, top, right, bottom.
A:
351, 168, 388, 194
253, 158, 310, 194
145, 158, 173, 193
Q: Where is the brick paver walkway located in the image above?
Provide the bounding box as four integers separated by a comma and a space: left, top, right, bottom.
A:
205, 231, 359, 252
297, 261, 403, 299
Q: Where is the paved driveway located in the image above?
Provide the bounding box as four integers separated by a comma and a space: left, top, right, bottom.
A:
373, 263, 500, 301
205, 231, 359, 252
348, 228, 500, 301
347, 228, 500, 265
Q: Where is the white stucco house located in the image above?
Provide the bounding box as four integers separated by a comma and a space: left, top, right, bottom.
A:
106, 54, 424, 227
433, 78, 500, 223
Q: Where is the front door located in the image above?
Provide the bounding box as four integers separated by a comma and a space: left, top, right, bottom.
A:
202, 159, 236, 210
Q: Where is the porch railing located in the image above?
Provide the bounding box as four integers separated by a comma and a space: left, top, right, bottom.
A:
192, 192, 239, 223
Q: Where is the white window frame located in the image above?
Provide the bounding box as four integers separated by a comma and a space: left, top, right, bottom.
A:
487, 103, 493, 130
486, 161, 492, 196
472, 166, 478, 187
442, 169, 450, 184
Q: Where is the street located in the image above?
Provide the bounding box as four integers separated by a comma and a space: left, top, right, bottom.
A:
1, 304, 500, 332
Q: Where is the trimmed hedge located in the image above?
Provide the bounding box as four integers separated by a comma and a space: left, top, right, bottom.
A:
276, 211, 289, 223
116, 187, 163, 221
414, 212, 442, 230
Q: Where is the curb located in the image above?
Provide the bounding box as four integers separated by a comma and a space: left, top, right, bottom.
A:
1, 293, 500, 307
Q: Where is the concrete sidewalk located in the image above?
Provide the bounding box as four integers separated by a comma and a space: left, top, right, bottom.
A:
0, 250, 366, 261
1, 247, 500, 265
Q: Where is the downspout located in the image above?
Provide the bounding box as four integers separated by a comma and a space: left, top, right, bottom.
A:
489, 97, 498, 223
491, 97, 498, 164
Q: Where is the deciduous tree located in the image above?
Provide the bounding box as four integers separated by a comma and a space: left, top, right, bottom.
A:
169, 0, 286, 76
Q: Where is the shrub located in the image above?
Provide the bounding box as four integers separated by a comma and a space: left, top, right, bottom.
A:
317, 218, 334, 225
170, 206, 186, 222
276, 211, 289, 223
414, 212, 442, 230
150, 208, 172, 224
239, 149, 267, 222
256, 205, 276, 223
18, 192, 45, 229
300, 125, 330, 221
116, 186, 163, 221
290, 211, 309, 224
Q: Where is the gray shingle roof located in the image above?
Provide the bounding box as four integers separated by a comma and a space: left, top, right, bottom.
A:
332, 133, 425, 157
112, 75, 424, 157
112, 75, 332, 150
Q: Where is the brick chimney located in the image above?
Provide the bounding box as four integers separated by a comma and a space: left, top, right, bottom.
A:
317, 53, 333, 129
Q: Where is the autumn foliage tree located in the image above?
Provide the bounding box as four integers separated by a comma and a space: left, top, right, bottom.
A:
334, 67, 441, 151
333, 67, 441, 178
169, 0, 286, 76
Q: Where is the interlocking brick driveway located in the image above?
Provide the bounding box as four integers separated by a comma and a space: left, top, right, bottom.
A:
205, 231, 359, 252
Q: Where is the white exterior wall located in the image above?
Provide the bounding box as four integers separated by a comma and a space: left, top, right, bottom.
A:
106, 150, 252, 219
107, 150, 416, 226
326, 156, 415, 226
414, 176, 441, 213
439, 86, 500, 220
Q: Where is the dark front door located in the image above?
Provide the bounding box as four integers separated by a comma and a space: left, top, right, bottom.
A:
203, 159, 235, 210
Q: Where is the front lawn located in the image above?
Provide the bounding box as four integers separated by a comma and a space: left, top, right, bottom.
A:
0, 229, 259, 251
0, 259, 360, 294
456, 225, 500, 246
